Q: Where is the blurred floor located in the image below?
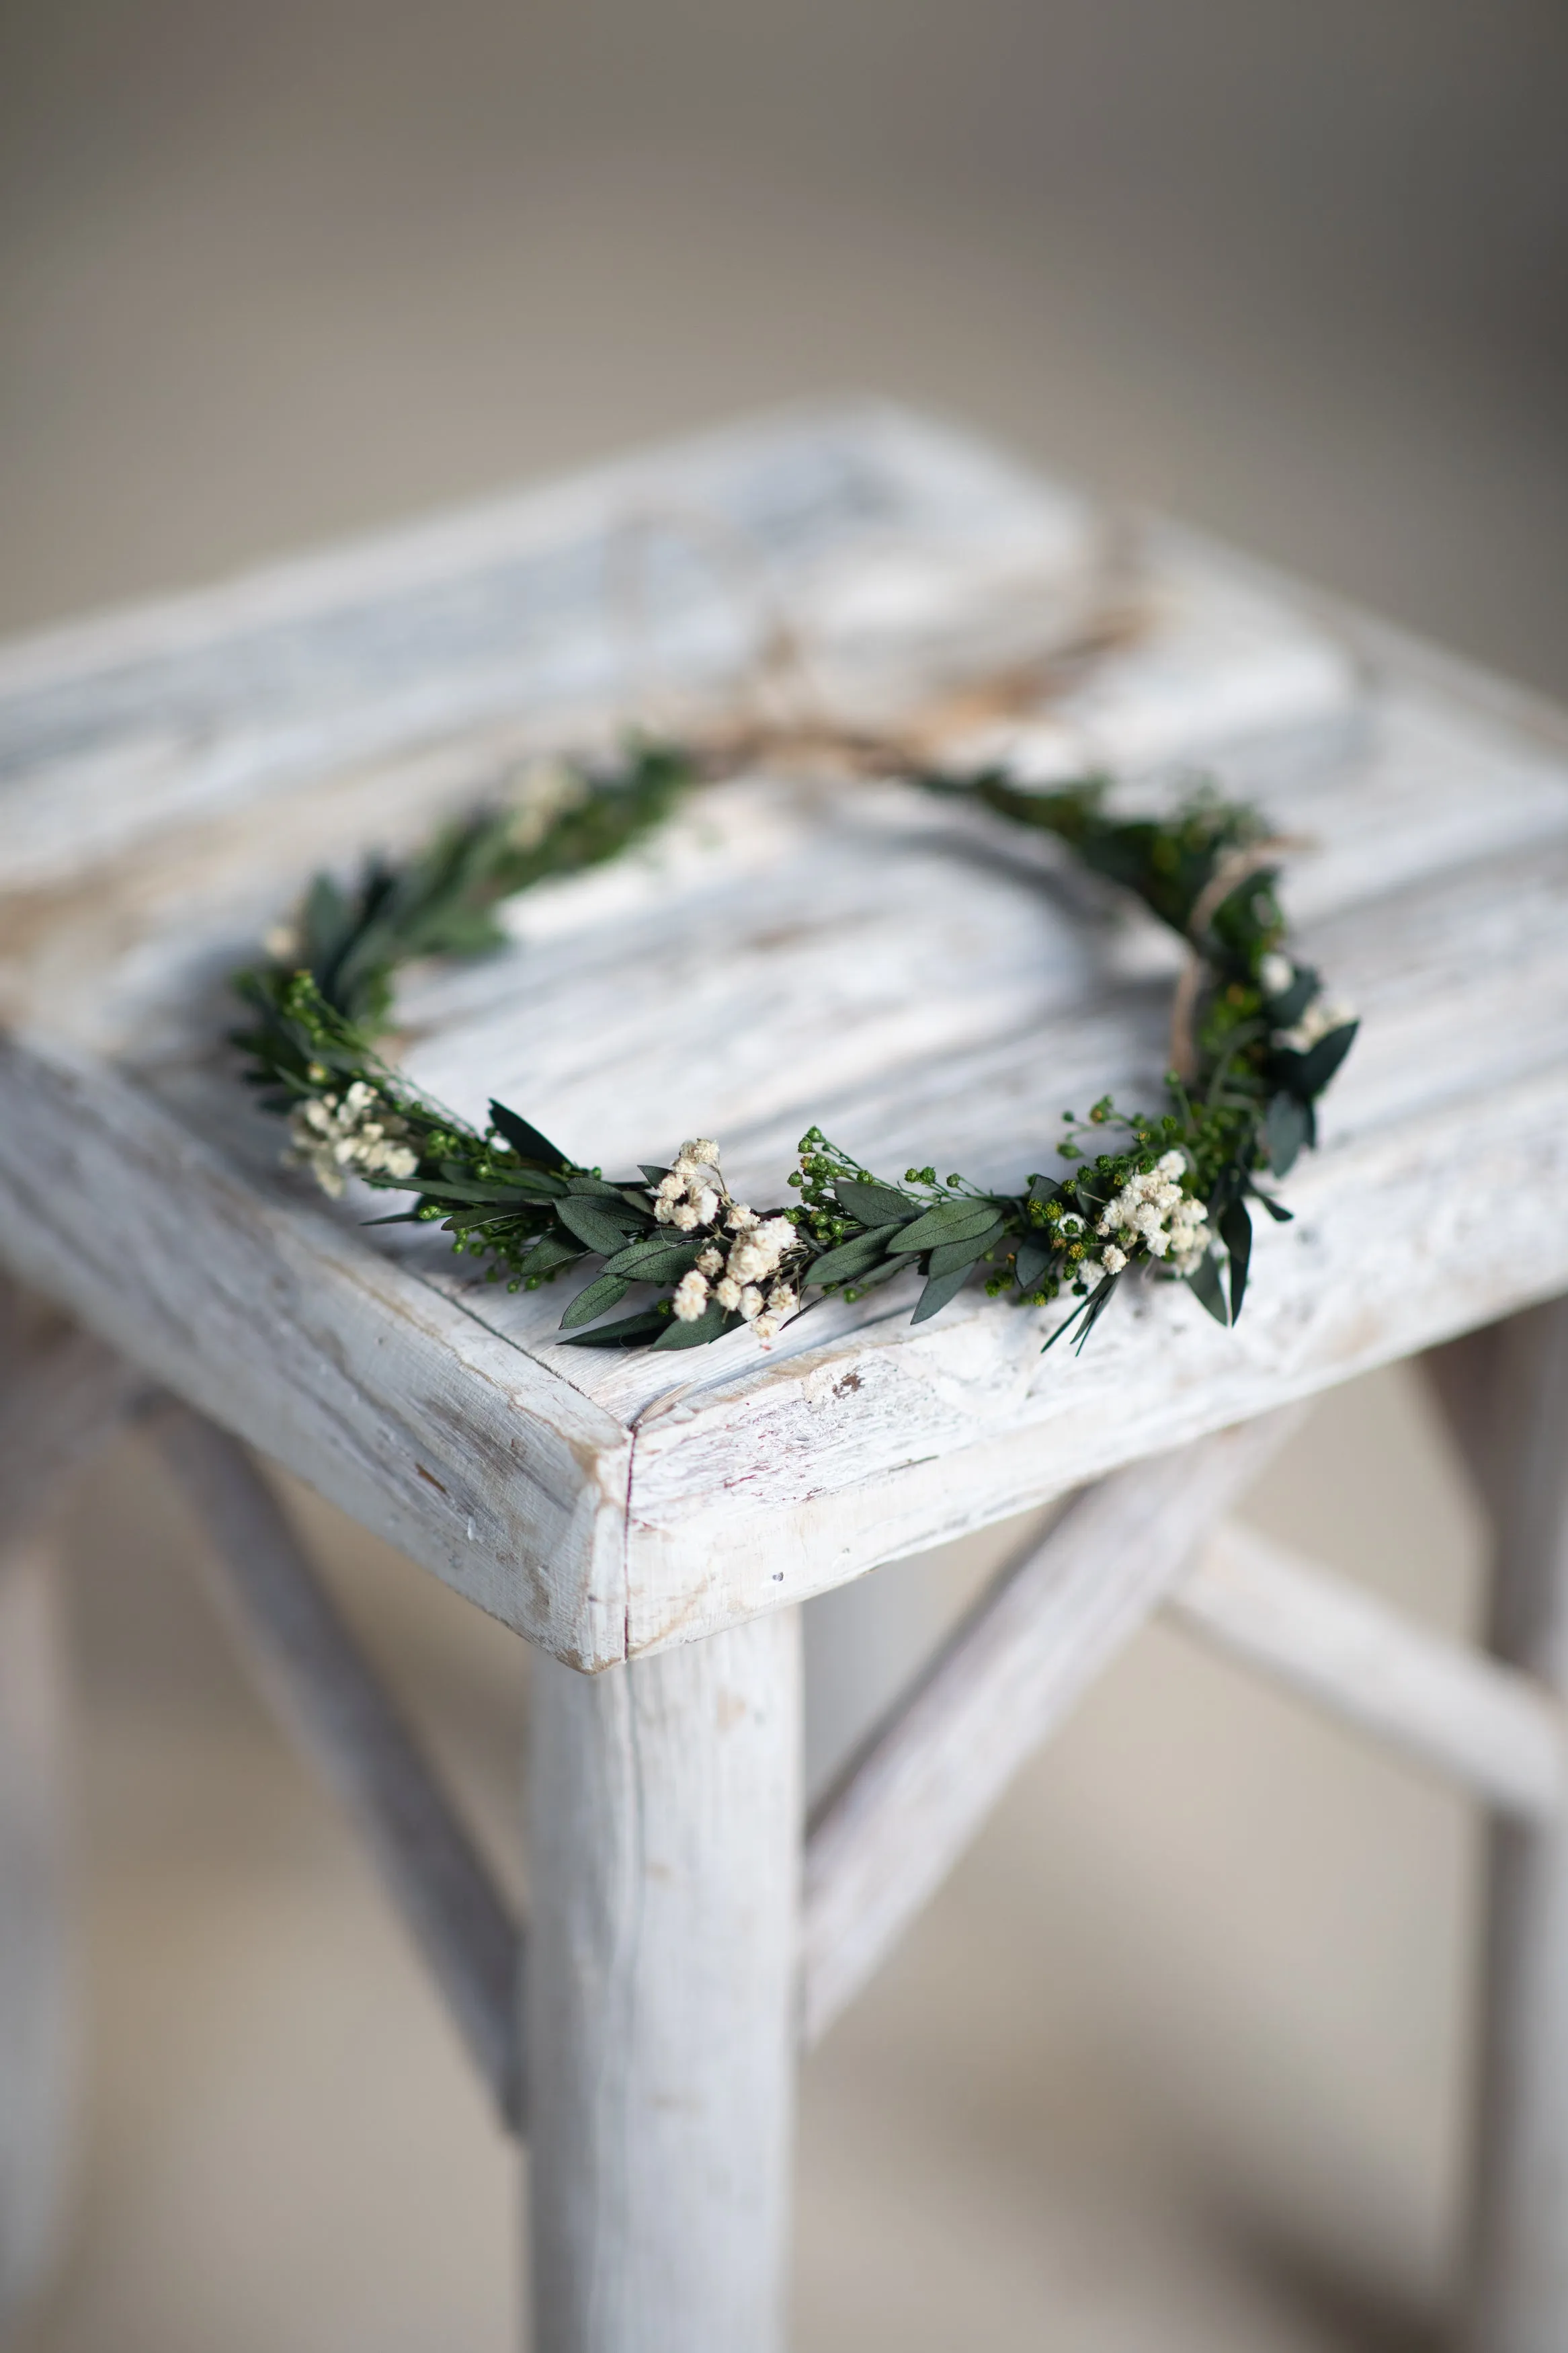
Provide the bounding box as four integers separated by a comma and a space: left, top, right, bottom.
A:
19, 1373, 1482, 2353
2, 2, 1563, 2344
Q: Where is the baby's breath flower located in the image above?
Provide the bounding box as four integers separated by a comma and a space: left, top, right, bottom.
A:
1094, 1161, 1208, 1265
715, 1275, 742, 1310
671, 1269, 710, 1322
726, 1215, 794, 1284
287, 1082, 419, 1198
696, 1247, 724, 1277
738, 1284, 765, 1321
1259, 951, 1294, 998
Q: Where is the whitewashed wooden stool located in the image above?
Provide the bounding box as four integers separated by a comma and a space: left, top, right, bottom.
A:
1, 406, 1566, 2352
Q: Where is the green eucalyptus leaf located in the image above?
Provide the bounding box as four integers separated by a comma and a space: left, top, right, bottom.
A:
1185, 1251, 1229, 1326
1263, 1091, 1310, 1176
602, 1234, 704, 1281
561, 1309, 671, 1348
889, 1199, 1001, 1254
1246, 1179, 1294, 1224
1296, 1019, 1359, 1099
423, 1175, 537, 1206
841, 1254, 911, 1296
1014, 1236, 1057, 1291
556, 1195, 642, 1255
808, 1230, 893, 1287
488, 1099, 569, 1168
515, 1232, 585, 1279
911, 1264, 974, 1323
497, 1168, 569, 1201
1220, 1197, 1253, 1322
926, 1220, 1006, 1277
439, 1208, 531, 1235
649, 1300, 740, 1351
559, 1271, 632, 1330
833, 1179, 918, 1227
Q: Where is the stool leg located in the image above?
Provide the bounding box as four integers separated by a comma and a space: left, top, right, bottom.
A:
526, 1608, 801, 2353
0, 1531, 75, 2336
1463, 1297, 1568, 2353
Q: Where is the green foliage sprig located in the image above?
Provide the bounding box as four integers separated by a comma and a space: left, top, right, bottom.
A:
233, 742, 1356, 1355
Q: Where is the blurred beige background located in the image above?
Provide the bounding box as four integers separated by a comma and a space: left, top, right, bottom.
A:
3, 3, 1566, 2346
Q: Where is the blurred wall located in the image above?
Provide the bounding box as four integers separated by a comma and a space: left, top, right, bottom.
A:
1, 1, 1566, 676
3, 5, 1566, 2349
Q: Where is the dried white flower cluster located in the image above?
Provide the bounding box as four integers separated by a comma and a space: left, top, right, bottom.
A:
288, 1082, 419, 1197
656, 1140, 802, 1339
1276, 992, 1354, 1054
1083, 1149, 1209, 1279
653, 1140, 725, 1232
1258, 950, 1294, 998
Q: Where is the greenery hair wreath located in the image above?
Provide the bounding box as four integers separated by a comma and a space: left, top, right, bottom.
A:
233, 739, 1357, 1357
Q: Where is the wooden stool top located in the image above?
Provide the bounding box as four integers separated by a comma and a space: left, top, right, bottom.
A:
3, 404, 1565, 1665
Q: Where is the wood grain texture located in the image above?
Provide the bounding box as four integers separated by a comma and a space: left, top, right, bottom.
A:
800, 1409, 1296, 2044
1, 403, 1565, 1663
527, 1607, 800, 2352
154, 1404, 524, 2128
0, 403, 1356, 912
1464, 1298, 1568, 2353
1169, 1520, 1565, 1821
0, 1036, 632, 1663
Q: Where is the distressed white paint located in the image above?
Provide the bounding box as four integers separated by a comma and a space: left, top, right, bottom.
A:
527, 1606, 800, 2353
0, 405, 1565, 1664
0, 405, 1356, 904
1170, 1519, 1565, 1821
1460, 1300, 1568, 2353
800, 1410, 1296, 2044
154, 1404, 524, 2128
0, 1038, 631, 1663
